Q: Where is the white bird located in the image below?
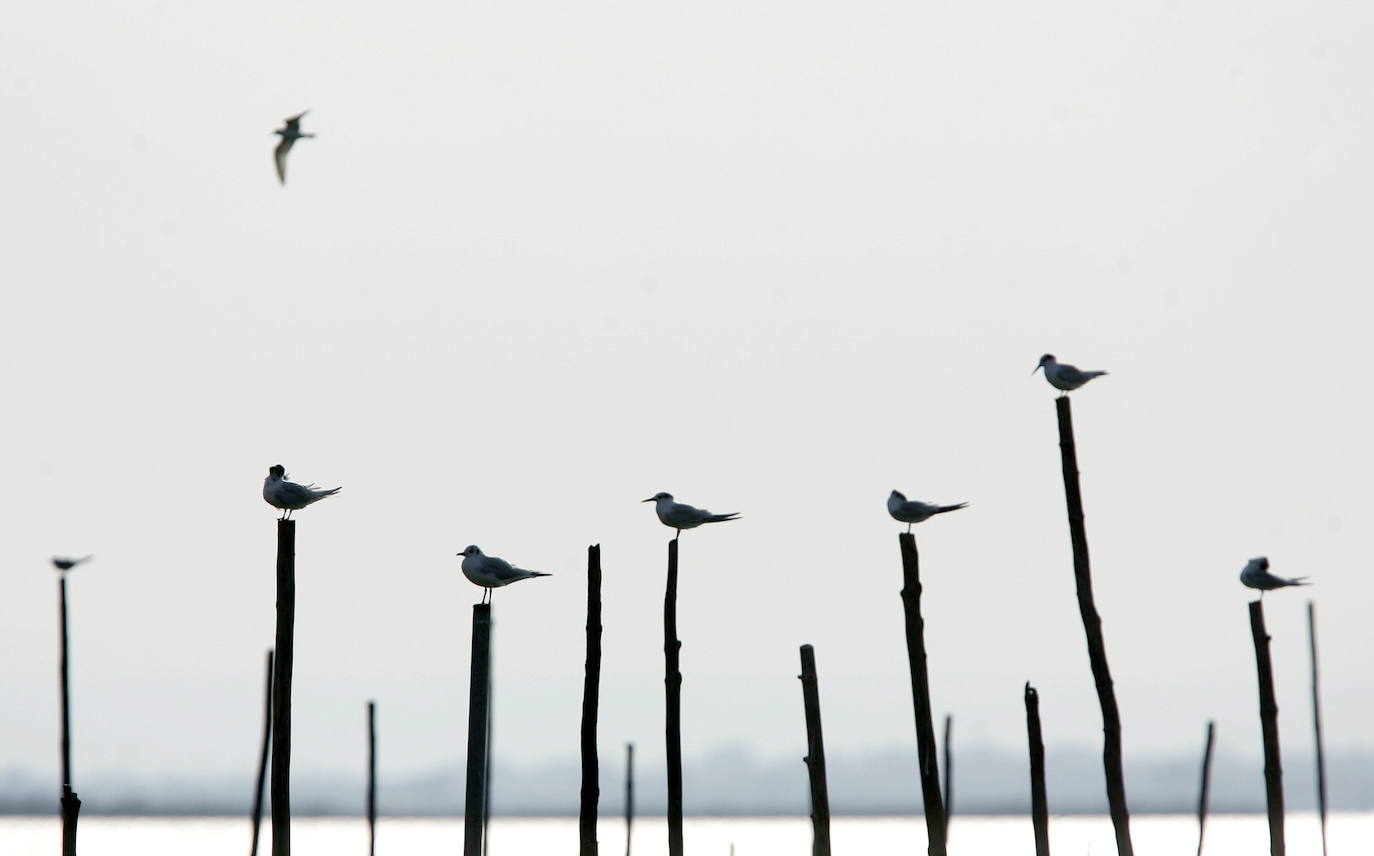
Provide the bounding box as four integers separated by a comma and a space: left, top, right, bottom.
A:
263, 464, 341, 519
1239, 557, 1309, 598
643, 492, 740, 537
457, 545, 551, 604
51, 556, 93, 573
887, 491, 968, 533
1033, 354, 1108, 393
273, 110, 315, 186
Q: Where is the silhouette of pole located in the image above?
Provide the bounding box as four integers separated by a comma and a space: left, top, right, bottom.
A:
483, 649, 493, 856
898, 533, 946, 856
1248, 600, 1285, 856
664, 537, 684, 856
57, 574, 81, 856
624, 743, 634, 856
1054, 396, 1133, 856
1196, 720, 1216, 856
250, 650, 273, 856
464, 604, 493, 856
367, 700, 377, 856
1024, 683, 1050, 856
581, 545, 603, 856
798, 644, 831, 856
271, 519, 296, 856
942, 715, 953, 839
1307, 603, 1328, 856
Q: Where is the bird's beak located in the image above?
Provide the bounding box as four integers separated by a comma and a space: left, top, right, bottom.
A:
641, 497, 655, 503
1031, 365, 1042, 374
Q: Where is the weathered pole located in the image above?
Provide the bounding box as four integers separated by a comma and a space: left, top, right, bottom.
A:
1195, 720, 1216, 856
898, 533, 946, 856
581, 545, 604, 856
1054, 396, 1133, 855
1024, 682, 1050, 856
271, 519, 296, 856
798, 644, 832, 856
1307, 602, 1328, 856
942, 714, 953, 839
57, 575, 81, 856
664, 537, 684, 856
250, 650, 273, 856
483, 646, 493, 856
367, 700, 377, 856
624, 742, 635, 856
1249, 600, 1285, 856
464, 604, 493, 856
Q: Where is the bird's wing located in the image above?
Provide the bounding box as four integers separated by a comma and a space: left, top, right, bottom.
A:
274, 138, 294, 184
1055, 364, 1088, 383
284, 110, 308, 130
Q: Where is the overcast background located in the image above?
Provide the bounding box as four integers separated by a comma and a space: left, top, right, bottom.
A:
2, 0, 1371, 811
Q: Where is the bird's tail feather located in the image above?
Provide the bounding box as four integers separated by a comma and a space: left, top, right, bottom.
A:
706, 513, 741, 523
934, 503, 969, 515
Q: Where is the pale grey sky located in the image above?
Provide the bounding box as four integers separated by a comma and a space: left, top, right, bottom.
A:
2, 0, 1371, 799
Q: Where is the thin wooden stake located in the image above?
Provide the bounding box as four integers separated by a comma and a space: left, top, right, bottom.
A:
367, 700, 377, 856
1054, 396, 1133, 856
57, 575, 81, 856
1024, 683, 1050, 856
942, 714, 953, 840
624, 743, 634, 856
664, 537, 684, 856
271, 519, 296, 856
1196, 720, 1215, 856
898, 533, 946, 856
580, 545, 603, 856
250, 650, 273, 856
798, 644, 832, 856
1248, 600, 1285, 856
1307, 602, 1328, 856
464, 604, 493, 856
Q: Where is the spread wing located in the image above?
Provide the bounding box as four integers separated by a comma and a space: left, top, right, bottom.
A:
274, 138, 294, 185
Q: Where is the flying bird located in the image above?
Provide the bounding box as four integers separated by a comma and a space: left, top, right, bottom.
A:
1033, 354, 1108, 394
886, 491, 968, 533
643, 492, 740, 537
273, 110, 315, 185
51, 556, 93, 573
1239, 557, 1309, 598
457, 545, 551, 604
263, 464, 341, 519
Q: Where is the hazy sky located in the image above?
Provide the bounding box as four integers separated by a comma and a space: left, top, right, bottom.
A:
3, 0, 1371, 800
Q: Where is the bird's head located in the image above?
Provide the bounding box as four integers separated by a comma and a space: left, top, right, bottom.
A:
268, 464, 286, 479
457, 545, 483, 558
889, 490, 907, 501
643, 492, 673, 503
1033, 354, 1055, 374
1251, 556, 1269, 570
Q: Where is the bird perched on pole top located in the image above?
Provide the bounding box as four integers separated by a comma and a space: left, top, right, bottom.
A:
643, 492, 740, 538
886, 491, 968, 533
51, 556, 93, 574
273, 110, 315, 185
263, 465, 341, 519
1239, 557, 1309, 598
457, 545, 551, 604
1033, 354, 1108, 394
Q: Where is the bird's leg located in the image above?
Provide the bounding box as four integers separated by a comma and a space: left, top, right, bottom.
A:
907, 523, 913, 534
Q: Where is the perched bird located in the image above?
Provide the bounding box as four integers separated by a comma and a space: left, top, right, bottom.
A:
1239, 557, 1309, 598
262, 464, 341, 519
273, 110, 315, 185
886, 491, 968, 533
1033, 354, 1108, 394
643, 492, 740, 537
457, 545, 551, 604
51, 556, 93, 573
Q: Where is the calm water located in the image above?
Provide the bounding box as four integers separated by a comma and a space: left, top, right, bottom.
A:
1, 812, 1367, 855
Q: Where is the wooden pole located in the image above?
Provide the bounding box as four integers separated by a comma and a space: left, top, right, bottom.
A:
1307, 602, 1328, 856
898, 533, 946, 856
580, 545, 603, 856
483, 640, 493, 856
624, 743, 634, 856
1195, 720, 1216, 856
1249, 600, 1285, 856
250, 650, 273, 856
57, 575, 81, 856
463, 604, 493, 856
798, 644, 832, 856
1054, 396, 1133, 856
1024, 682, 1050, 856
942, 714, 953, 840
664, 537, 684, 856
367, 700, 377, 856
271, 519, 296, 856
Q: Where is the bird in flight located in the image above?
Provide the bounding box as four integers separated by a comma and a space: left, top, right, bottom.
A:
263, 464, 341, 519
51, 556, 93, 573
273, 110, 315, 185
1239, 557, 1309, 598
643, 492, 740, 538
886, 491, 968, 533
1033, 354, 1108, 394
457, 545, 551, 604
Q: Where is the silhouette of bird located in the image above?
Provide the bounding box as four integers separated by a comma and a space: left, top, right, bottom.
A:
886, 491, 968, 533
51, 556, 93, 573
1033, 354, 1108, 394
1239, 557, 1309, 598
273, 110, 315, 185
457, 545, 551, 604
643, 492, 740, 537
262, 464, 341, 519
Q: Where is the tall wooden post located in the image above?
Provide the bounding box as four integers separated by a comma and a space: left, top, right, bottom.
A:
1249, 600, 1285, 856
942, 715, 953, 839
1307, 603, 1328, 856
898, 533, 946, 856
664, 537, 684, 856
1196, 720, 1216, 856
1024, 683, 1050, 856
464, 604, 493, 856
624, 743, 635, 856
1054, 396, 1133, 855
57, 575, 81, 856
580, 545, 603, 856
798, 644, 831, 856
367, 700, 377, 856
271, 519, 296, 856
250, 650, 273, 856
